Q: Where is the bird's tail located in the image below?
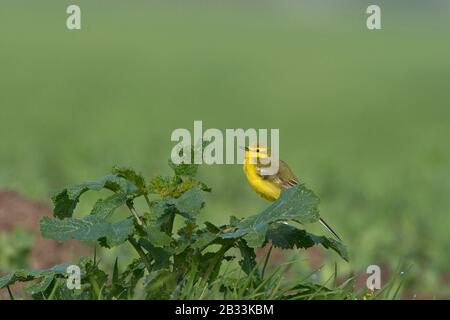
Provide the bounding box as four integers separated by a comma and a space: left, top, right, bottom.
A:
319, 218, 341, 241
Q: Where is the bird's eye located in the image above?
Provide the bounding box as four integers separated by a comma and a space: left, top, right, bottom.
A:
256, 149, 259, 153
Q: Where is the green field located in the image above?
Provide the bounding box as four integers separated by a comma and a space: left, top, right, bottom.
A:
1, 1, 449, 298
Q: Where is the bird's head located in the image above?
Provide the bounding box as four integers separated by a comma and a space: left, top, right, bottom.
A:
241, 145, 271, 164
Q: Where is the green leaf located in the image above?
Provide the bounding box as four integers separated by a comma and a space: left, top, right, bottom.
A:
168, 140, 215, 178
150, 186, 205, 220
221, 185, 320, 247
112, 166, 146, 192
142, 188, 204, 252
52, 174, 136, 219
168, 144, 199, 178
82, 259, 108, 284
143, 188, 204, 249
173, 187, 204, 219
56, 283, 90, 300
191, 231, 217, 250
148, 174, 210, 198
198, 250, 233, 283
112, 258, 119, 285
42, 192, 133, 247
40, 216, 135, 247
169, 159, 199, 178
149, 199, 173, 219
138, 238, 172, 271
146, 225, 173, 248
144, 269, 177, 299
237, 240, 257, 275
0, 264, 69, 289
241, 225, 268, 247
120, 259, 146, 297
177, 220, 198, 240
104, 258, 146, 300
266, 223, 349, 261
25, 275, 55, 295
90, 193, 129, 219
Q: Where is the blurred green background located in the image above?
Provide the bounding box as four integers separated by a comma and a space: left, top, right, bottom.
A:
1, 0, 449, 298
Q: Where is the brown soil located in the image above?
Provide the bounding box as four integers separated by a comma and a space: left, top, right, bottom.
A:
0, 190, 90, 269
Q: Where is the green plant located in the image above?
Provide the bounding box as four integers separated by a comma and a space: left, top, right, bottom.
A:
0, 157, 349, 300
0, 227, 34, 272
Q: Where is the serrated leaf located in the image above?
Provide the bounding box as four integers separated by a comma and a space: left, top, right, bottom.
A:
149, 199, 173, 219
121, 259, 145, 290
168, 146, 199, 177
25, 275, 55, 295
144, 269, 177, 300
242, 225, 268, 247
229, 215, 241, 227
198, 250, 230, 283
56, 284, 89, 300
244, 184, 320, 225
142, 188, 204, 251
151, 186, 204, 221
266, 223, 349, 261
191, 231, 217, 250
148, 174, 210, 198
90, 193, 129, 219
81, 258, 108, 287
146, 225, 173, 248
203, 221, 221, 233
173, 187, 204, 219
40, 216, 135, 247
112, 166, 146, 192
105, 258, 145, 300
0, 264, 69, 289
177, 220, 198, 240
237, 240, 257, 275
168, 140, 212, 178
52, 174, 136, 219
138, 238, 172, 271
222, 185, 320, 247
169, 160, 199, 177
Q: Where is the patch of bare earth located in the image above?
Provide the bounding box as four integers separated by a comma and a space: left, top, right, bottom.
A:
0, 190, 90, 299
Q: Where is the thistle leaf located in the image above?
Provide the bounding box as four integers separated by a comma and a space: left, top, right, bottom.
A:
40, 216, 135, 247
266, 223, 349, 261
0, 264, 69, 289
52, 174, 136, 219
237, 240, 257, 275
222, 184, 320, 247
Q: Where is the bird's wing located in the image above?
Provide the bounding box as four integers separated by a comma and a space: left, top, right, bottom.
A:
258, 160, 299, 189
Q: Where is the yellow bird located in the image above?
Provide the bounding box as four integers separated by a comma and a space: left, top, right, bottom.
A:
242, 145, 341, 241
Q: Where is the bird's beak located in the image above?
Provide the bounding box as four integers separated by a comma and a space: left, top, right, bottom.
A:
239, 146, 249, 151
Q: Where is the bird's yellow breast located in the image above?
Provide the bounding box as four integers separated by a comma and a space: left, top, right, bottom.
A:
243, 163, 281, 202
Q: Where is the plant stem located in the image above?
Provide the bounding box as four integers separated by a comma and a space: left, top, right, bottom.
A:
128, 237, 152, 273
144, 194, 152, 210
261, 244, 273, 280
126, 201, 143, 226
89, 276, 101, 300
165, 212, 176, 236
333, 262, 338, 288
6, 285, 14, 300
47, 279, 60, 300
